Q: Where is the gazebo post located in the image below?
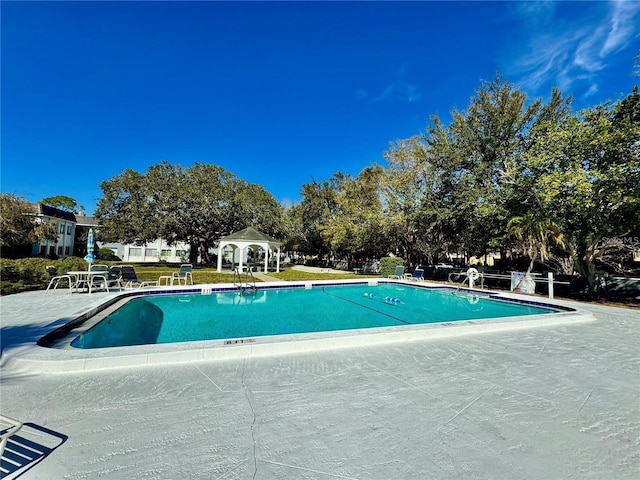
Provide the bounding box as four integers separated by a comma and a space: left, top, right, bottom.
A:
264, 248, 269, 273
216, 243, 224, 272
238, 246, 245, 273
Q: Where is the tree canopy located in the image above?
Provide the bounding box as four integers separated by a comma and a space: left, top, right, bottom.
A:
95, 161, 285, 263
54, 75, 640, 294
0, 194, 58, 249
40, 195, 83, 213
293, 76, 638, 292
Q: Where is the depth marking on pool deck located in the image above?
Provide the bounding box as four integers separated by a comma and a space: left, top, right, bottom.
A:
224, 338, 257, 345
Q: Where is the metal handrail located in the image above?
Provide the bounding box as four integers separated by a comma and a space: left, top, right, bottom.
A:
245, 266, 257, 292
233, 267, 257, 294
448, 270, 485, 290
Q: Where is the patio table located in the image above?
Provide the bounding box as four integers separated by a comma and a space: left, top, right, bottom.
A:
66, 271, 110, 294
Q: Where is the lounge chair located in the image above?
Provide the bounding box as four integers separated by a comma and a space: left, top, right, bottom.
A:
119, 265, 158, 288
409, 268, 425, 282
0, 415, 23, 457
172, 264, 193, 285
44, 266, 73, 294
388, 265, 405, 279
108, 265, 122, 287
1, 416, 67, 478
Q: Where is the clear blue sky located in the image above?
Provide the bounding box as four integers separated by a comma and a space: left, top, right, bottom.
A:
2, 1, 638, 214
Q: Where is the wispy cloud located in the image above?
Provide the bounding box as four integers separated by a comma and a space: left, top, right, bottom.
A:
601, 0, 640, 56
356, 66, 423, 104
508, 0, 640, 97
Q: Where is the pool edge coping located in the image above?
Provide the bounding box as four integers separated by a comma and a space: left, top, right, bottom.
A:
1, 280, 595, 374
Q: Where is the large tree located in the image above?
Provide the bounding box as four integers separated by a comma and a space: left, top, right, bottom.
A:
40, 195, 83, 213
428, 76, 564, 261
383, 75, 571, 266
515, 87, 640, 292
319, 166, 388, 265
287, 179, 338, 259
383, 134, 456, 267
96, 161, 286, 264
0, 194, 58, 252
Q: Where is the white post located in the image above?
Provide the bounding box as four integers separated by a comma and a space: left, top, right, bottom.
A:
548, 272, 554, 299
217, 243, 224, 272
276, 246, 281, 273
264, 246, 269, 274
466, 268, 477, 289
238, 246, 245, 274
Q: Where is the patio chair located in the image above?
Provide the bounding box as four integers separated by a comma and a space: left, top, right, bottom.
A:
88, 264, 116, 292
119, 265, 158, 288
388, 265, 405, 279
409, 268, 425, 282
172, 264, 193, 285
108, 266, 123, 288
45, 266, 74, 294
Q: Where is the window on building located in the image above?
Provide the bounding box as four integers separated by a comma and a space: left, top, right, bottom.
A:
65, 246, 70, 255
129, 247, 142, 257
176, 250, 187, 258
58, 246, 63, 255
145, 248, 157, 258
67, 225, 72, 235
59, 224, 65, 233
160, 249, 172, 257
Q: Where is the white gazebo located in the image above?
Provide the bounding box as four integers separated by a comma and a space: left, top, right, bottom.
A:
216, 227, 282, 273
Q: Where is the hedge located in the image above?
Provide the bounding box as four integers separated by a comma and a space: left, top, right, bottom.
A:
380, 257, 404, 278
0, 257, 95, 295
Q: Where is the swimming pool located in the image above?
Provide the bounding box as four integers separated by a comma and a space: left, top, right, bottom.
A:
69, 283, 562, 349
22, 280, 592, 373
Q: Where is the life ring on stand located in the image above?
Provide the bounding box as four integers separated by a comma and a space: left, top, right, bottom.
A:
466, 268, 480, 281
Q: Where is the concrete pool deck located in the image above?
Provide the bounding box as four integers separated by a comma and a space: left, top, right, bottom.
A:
0, 288, 638, 479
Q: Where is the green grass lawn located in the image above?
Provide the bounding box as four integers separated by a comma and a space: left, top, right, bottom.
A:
131, 266, 378, 284
270, 269, 378, 281
132, 266, 238, 284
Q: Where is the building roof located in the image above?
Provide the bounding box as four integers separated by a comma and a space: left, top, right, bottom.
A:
75, 215, 100, 227
34, 204, 77, 222
220, 227, 279, 243
31, 204, 101, 226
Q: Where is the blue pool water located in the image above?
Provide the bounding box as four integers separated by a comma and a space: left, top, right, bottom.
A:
71, 284, 558, 349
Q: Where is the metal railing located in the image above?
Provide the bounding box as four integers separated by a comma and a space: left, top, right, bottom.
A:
233, 266, 257, 294
448, 269, 571, 299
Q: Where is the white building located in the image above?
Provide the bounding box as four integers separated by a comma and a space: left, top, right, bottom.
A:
30, 204, 77, 258
101, 239, 191, 264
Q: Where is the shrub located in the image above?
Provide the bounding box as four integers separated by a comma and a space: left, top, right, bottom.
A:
0, 257, 91, 295
97, 248, 121, 261
380, 257, 404, 278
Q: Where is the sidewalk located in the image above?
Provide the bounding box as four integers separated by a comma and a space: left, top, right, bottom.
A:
252, 272, 281, 282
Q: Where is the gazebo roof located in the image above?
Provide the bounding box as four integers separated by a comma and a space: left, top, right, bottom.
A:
220, 227, 279, 244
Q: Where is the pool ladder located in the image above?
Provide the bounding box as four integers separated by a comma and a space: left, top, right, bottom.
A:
234, 267, 257, 294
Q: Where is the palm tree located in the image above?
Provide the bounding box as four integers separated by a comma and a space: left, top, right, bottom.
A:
507, 213, 565, 277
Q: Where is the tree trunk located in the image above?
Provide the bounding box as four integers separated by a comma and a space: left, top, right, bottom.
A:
569, 240, 599, 295
189, 242, 199, 264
